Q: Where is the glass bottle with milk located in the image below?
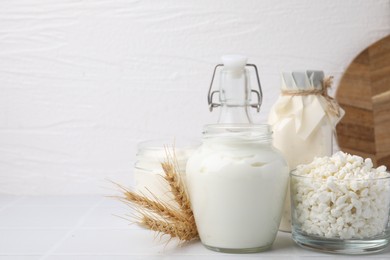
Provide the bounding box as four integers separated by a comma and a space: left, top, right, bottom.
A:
186, 56, 289, 253
268, 71, 344, 232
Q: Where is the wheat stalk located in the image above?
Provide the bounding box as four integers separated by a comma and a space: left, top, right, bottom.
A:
118, 149, 199, 243
161, 162, 192, 215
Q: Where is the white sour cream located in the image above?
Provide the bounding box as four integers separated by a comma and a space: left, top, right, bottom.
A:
186, 125, 288, 252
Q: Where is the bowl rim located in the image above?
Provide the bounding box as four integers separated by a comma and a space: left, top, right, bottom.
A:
290, 169, 390, 181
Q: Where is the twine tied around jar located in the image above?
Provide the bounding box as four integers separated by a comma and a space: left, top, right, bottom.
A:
281, 76, 341, 117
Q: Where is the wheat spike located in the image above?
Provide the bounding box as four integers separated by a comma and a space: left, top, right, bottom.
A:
141, 215, 198, 242
117, 148, 199, 243
121, 189, 185, 221
161, 163, 192, 215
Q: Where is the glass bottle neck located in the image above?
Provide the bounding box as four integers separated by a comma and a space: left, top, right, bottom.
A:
218, 106, 253, 123
218, 68, 252, 123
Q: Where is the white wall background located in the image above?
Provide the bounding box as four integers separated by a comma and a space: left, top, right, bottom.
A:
0, 0, 389, 194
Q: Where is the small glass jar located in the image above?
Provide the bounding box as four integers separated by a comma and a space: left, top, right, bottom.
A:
186, 124, 289, 253
133, 139, 198, 206
290, 170, 390, 254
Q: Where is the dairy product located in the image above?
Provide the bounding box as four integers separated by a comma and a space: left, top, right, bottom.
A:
268, 71, 344, 231
291, 152, 390, 239
272, 115, 332, 231
186, 125, 289, 252
134, 140, 197, 206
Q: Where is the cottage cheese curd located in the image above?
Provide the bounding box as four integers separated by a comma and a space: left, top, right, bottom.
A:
291, 152, 390, 239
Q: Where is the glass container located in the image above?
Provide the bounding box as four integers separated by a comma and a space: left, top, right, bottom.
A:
186, 124, 289, 253
269, 71, 344, 232
290, 170, 390, 254
133, 139, 198, 205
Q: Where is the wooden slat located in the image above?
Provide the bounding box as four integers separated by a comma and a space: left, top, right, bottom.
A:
336, 123, 374, 142
337, 134, 376, 154
336, 104, 374, 127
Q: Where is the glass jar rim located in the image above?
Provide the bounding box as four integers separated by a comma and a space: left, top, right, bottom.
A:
137, 137, 200, 151
202, 124, 272, 141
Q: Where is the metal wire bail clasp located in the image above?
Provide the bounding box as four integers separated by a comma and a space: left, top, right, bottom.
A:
207, 64, 263, 112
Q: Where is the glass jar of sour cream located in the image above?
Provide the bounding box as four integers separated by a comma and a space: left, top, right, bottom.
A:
134, 139, 198, 206
186, 124, 289, 253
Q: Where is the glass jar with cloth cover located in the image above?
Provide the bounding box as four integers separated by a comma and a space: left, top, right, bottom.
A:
268, 71, 345, 232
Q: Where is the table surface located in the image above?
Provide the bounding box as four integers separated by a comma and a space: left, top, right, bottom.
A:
0, 195, 389, 260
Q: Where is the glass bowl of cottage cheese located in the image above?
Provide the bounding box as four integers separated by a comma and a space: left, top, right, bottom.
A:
290, 152, 390, 254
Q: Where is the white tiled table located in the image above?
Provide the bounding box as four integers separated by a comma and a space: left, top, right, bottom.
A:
0, 195, 389, 260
